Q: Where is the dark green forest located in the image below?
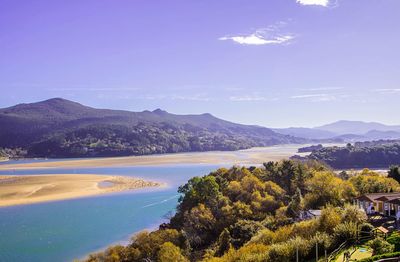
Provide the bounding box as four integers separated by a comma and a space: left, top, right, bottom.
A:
0, 98, 305, 158
25, 124, 262, 158
308, 141, 400, 168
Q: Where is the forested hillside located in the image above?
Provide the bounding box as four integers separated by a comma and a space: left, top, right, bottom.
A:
85, 160, 400, 262
0, 98, 306, 158
308, 141, 400, 168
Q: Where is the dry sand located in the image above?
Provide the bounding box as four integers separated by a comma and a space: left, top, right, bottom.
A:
0, 174, 161, 207
0, 144, 342, 171
0, 144, 343, 207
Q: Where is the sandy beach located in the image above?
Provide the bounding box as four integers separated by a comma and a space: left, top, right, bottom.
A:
0, 144, 341, 171
0, 174, 161, 207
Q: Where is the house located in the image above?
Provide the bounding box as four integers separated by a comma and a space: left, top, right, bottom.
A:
355, 193, 400, 217
300, 209, 322, 220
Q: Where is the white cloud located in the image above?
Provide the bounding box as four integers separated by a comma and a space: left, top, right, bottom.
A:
219, 34, 293, 46
298, 87, 344, 91
171, 94, 212, 102
229, 95, 278, 102
373, 88, 400, 94
296, 0, 330, 6
229, 96, 265, 102
47, 87, 141, 92
291, 93, 336, 102
219, 22, 295, 46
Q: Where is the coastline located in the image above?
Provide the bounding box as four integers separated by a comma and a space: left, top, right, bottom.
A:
0, 144, 339, 171
0, 174, 162, 207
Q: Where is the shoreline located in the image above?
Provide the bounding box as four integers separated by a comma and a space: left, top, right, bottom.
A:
0, 144, 343, 171
0, 174, 163, 207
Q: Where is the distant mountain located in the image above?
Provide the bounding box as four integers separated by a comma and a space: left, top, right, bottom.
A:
273, 120, 400, 142
315, 120, 400, 135
272, 127, 337, 140
0, 98, 306, 158
331, 133, 367, 142
363, 130, 400, 140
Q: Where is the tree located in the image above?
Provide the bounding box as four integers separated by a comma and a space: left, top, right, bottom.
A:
388, 166, 400, 183
349, 171, 400, 194
333, 222, 358, 246
367, 238, 394, 256
304, 172, 348, 208
341, 204, 367, 224
183, 204, 217, 247
319, 206, 342, 234
129, 229, 183, 260
286, 188, 303, 218
262, 160, 310, 196
172, 176, 221, 227
215, 229, 232, 257
229, 220, 264, 249
157, 242, 188, 262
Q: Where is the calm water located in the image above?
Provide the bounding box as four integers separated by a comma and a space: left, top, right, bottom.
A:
0, 164, 221, 262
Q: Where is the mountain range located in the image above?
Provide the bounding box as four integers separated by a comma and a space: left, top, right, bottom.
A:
273, 120, 400, 141
2, 98, 399, 158
0, 98, 305, 158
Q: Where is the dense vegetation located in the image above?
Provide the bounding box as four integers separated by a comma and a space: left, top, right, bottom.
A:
26, 124, 264, 158
85, 160, 400, 262
308, 142, 400, 168
0, 98, 305, 158
297, 144, 323, 153
0, 147, 26, 159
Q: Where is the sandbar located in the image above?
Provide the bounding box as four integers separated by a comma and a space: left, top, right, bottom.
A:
0, 174, 161, 207
0, 144, 343, 171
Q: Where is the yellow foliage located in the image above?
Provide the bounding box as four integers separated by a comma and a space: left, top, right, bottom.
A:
203, 244, 269, 262
157, 242, 188, 262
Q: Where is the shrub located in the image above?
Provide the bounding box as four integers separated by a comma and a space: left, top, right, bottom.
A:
267, 237, 312, 262
215, 229, 232, 257
341, 204, 367, 224
388, 232, 400, 251
229, 219, 264, 249
157, 242, 188, 262
204, 243, 269, 262
247, 228, 276, 245
129, 229, 184, 260
291, 219, 319, 239
319, 206, 342, 234
359, 223, 374, 239
333, 222, 358, 246
366, 237, 394, 256
359, 251, 400, 262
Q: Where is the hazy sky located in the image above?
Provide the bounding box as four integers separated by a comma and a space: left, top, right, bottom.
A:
1, 0, 399, 127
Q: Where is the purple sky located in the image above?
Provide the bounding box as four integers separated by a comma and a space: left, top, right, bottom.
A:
1, 0, 400, 127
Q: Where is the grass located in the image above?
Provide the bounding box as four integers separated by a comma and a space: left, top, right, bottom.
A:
335, 245, 372, 262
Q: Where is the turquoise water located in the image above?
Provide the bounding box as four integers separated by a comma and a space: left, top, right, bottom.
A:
0, 164, 220, 262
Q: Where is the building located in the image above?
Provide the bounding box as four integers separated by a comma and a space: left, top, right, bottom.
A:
355, 193, 400, 217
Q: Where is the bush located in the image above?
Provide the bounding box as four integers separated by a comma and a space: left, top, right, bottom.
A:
229, 220, 264, 249
366, 237, 394, 256
359, 251, 400, 262
204, 243, 269, 262
333, 222, 358, 246
291, 219, 319, 239
359, 223, 374, 239
267, 237, 312, 262
341, 204, 367, 224
157, 242, 188, 262
247, 228, 276, 245
387, 232, 400, 251
319, 206, 342, 234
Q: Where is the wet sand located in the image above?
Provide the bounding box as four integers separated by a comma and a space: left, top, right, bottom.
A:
0, 174, 161, 207
0, 144, 340, 171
